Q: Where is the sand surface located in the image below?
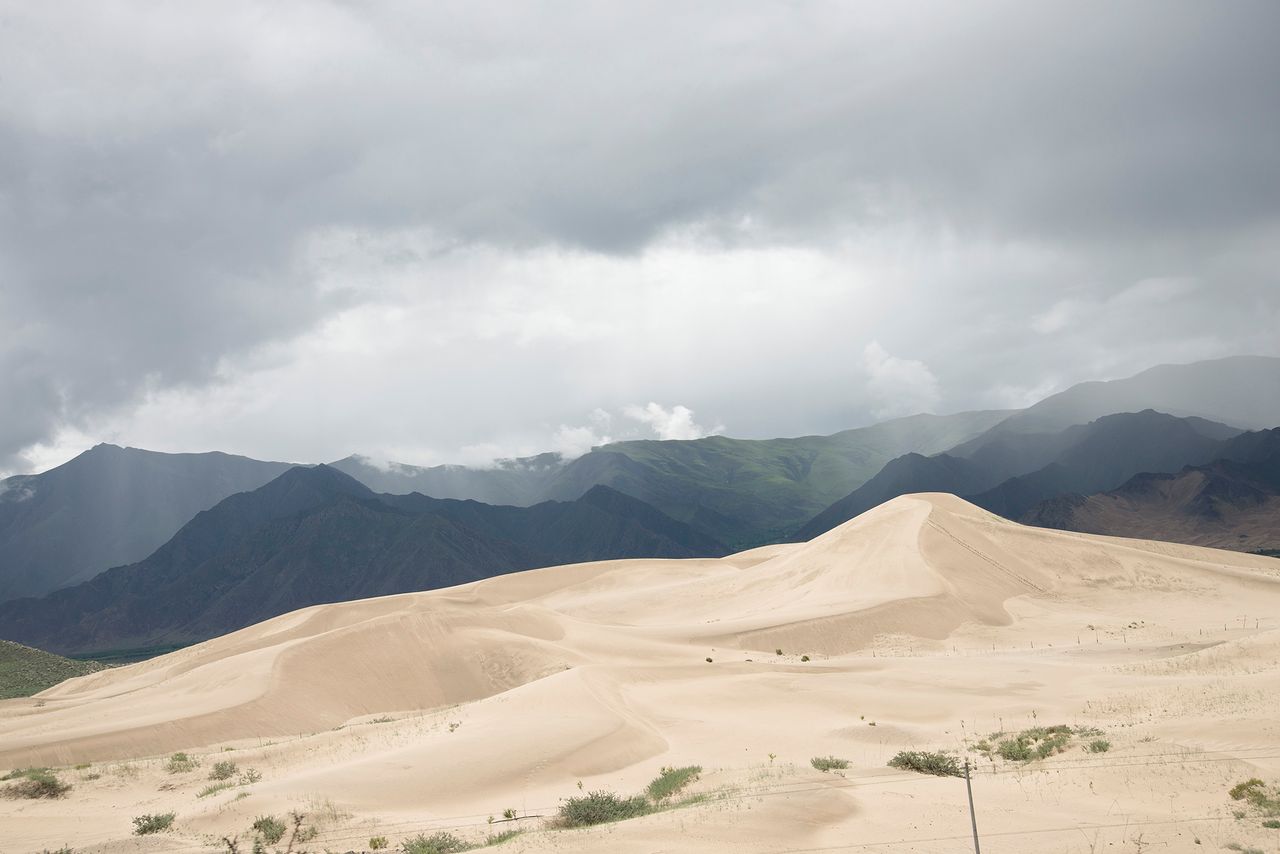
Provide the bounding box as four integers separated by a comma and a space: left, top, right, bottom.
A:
3, 493, 1280, 853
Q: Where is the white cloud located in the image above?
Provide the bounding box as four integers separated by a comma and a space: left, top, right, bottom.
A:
862, 342, 941, 420
623, 402, 724, 441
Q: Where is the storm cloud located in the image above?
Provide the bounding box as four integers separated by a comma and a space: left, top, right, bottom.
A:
2, 1, 1278, 473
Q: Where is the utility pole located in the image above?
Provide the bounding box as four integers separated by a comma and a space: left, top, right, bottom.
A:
964, 759, 982, 854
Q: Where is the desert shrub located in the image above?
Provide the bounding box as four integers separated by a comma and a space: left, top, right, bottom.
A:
646, 765, 702, 801
501, 807, 517, 820
810, 756, 849, 772
132, 812, 175, 835
198, 782, 233, 798
989, 725, 1077, 763
400, 832, 472, 854
1263, 819, 1280, 829
252, 815, 286, 844
1087, 739, 1111, 753
210, 760, 238, 780
239, 768, 262, 784
800, 655, 810, 662
2, 767, 71, 799
165, 752, 198, 773
41, 849, 74, 854
486, 829, 523, 845
557, 791, 651, 827
370, 837, 389, 850
888, 751, 962, 777
775, 649, 783, 656
1229, 778, 1280, 816
1231, 779, 1266, 801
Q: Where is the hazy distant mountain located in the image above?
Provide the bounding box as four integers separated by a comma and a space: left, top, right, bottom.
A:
531, 410, 1013, 549
1024, 428, 1280, 551
796, 410, 1241, 539
966, 410, 1237, 519
0, 465, 728, 656
976, 355, 1280, 436
331, 410, 1012, 550
329, 452, 564, 505
0, 445, 292, 602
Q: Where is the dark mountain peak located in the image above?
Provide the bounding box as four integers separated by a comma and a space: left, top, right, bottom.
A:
259, 464, 374, 502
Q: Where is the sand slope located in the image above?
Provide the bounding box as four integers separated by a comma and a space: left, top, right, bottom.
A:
3, 493, 1279, 853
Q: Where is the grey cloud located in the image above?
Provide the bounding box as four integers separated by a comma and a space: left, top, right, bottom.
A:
1, 2, 1279, 469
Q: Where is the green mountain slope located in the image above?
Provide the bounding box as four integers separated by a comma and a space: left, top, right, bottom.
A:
0, 640, 106, 699
540, 410, 1014, 548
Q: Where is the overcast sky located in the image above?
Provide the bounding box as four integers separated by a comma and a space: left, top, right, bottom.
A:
2, 1, 1279, 475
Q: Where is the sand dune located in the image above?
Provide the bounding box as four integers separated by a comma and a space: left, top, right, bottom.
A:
3, 493, 1280, 853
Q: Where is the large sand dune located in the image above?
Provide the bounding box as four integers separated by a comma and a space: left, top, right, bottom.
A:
3, 494, 1280, 853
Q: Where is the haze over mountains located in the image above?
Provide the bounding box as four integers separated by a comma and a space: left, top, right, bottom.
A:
0, 447, 291, 601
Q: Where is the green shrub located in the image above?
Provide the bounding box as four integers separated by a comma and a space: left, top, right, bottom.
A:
1263, 819, 1280, 829
501, 807, 517, 820
485, 829, 523, 845
252, 815, 287, 844
132, 813, 175, 835
888, 751, 962, 777
400, 832, 472, 854
800, 655, 810, 662
209, 760, 238, 780
646, 765, 701, 801
989, 725, 1077, 763
1, 767, 71, 799
165, 752, 198, 773
775, 649, 783, 655
1231, 779, 1266, 801
370, 837, 389, 850
197, 782, 233, 798
556, 791, 651, 827
810, 756, 849, 772
1087, 739, 1111, 753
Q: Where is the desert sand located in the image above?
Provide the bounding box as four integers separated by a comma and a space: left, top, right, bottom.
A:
2, 493, 1279, 853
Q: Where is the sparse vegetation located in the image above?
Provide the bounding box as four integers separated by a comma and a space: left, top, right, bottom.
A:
980, 724, 1080, 763
252, 815, 287, 844
888, 750, 962, 777
132, 812, 175, 835
646, 765, 702, 801
1229, 778, 1280, 818
485, 829, 523, 845
401, 831, 471, 853
501, 807, 517, 820
1, 767, 71, 799
0, 639, 107, 699
800, 655, 810, 662
556, 791, 652, 827
165, 751, 199, 773
810, 756, 849, 772
210, 759, 238, 780
1086, 738, 1111, 753
198, 781, 234, 798
370, 837, 389, 850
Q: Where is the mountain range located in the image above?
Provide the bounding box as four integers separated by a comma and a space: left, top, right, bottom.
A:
0, 446, 291, 601
1024, 428, 1280, 551
795, 409, 1241, 538
2, 355, 1280, 659
0, 465, 726, 656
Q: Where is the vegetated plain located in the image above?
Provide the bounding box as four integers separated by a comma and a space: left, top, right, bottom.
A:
3, 494, 1279, 853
